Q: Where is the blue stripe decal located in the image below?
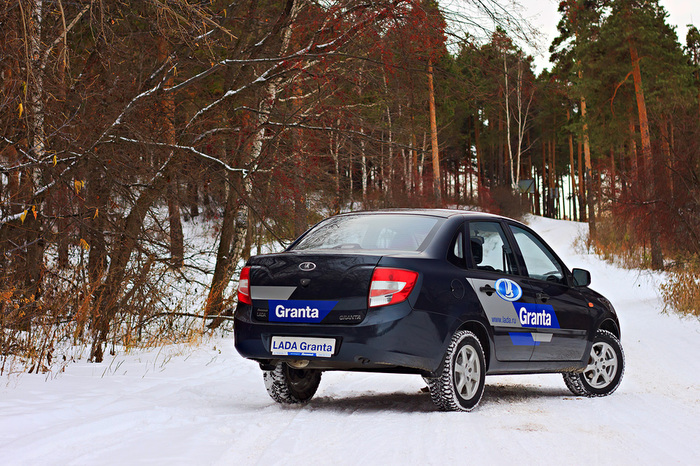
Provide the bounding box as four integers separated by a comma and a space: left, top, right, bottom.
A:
509, 332, 541, 346
512, 302, 560, 329
268, 300, 337, 323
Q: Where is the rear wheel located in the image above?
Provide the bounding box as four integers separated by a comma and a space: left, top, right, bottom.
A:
263, 362, 322, 404
563, 329, 624, 397
428, 330, 486, 411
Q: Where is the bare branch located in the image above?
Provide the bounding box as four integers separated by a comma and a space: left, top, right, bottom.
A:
41, 1, 94, 70
109, 136, 249, 176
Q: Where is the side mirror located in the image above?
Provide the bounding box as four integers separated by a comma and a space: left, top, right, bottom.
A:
572, 268, 591, 287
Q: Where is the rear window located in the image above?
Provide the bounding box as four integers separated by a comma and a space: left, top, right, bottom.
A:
291, 214, 442, 252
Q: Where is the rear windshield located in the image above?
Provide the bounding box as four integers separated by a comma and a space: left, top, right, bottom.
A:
290, 214, 442, 252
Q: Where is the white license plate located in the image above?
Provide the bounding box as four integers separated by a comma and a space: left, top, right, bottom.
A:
270, 336, 336, 358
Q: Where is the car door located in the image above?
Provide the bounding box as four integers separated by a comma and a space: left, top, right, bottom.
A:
507, 224, 592, 362
466, 221, 534, 362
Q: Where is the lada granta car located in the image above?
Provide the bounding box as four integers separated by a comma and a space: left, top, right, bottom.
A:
233, 210, 625, 411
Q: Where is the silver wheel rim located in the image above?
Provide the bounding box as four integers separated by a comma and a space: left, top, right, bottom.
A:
583, 341, 618, 389
454, 344, 480, 400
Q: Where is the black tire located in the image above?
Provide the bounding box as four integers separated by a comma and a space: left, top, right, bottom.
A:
423, 375, 445, 409
563, 329, 625, 397
428, 330, 486, 412
263, 362, 322, 404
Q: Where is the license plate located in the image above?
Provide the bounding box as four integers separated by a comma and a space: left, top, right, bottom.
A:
270, 336, 336, 358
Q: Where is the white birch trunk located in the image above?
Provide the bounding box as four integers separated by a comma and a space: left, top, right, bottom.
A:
229, 0, 301, 269
29, 0, 46, 166
503, 49, 515, 190
361, 135, 367, 203
331, 119, 341, 212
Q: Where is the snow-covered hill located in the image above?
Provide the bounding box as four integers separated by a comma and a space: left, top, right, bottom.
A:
2, 216, 699, 465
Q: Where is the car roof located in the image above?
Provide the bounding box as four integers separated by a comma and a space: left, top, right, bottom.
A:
335, 208, 507, 221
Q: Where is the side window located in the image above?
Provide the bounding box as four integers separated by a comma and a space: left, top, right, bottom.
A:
469, 222, 518, 275
509, 225, 564, 284
447, 227, 466, 268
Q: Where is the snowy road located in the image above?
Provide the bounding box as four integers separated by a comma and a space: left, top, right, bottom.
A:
2, 217, 699, 465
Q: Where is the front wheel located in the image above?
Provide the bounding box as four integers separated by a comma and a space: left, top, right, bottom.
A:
563, 329, 625, 397
263, 362, 322, 404
428, 330, 486, 411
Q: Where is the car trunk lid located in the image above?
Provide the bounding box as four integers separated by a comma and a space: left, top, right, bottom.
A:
248, 252, 382, 324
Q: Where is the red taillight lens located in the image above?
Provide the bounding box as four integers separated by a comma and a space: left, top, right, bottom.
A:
369, 267, 418, 308
237, 266, 251, 305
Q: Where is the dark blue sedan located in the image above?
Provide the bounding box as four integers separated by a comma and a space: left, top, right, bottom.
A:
233, 209, 624, 411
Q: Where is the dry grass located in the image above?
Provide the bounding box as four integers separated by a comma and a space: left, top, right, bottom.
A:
588, 215, 651, 269
660, 261, 700, 318
1, 261, 213, 376
586, 216, 699, 318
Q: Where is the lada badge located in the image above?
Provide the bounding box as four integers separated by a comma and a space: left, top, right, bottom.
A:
299, 262, 316, 271
495, 278, 522, 302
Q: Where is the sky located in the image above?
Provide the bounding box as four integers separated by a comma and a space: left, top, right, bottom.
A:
517, 0, 700, 72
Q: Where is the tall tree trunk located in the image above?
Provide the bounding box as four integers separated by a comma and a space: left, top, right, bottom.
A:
427, 59, 441, 206
629, 42, 663, 269
578, 140, 586, 222
504, 50, 515, 189
157, 36, 184, 268
534, 166, 541, 216
411, 128, 419, 193
360, 128, 367, 205
205, 0, 300, 323
542, 140, 548, 217
659, 114, 674, 197
549, 138, 557, 218
628, 113, 639, 182
28, 0, 46, 166
293, 173, 307, 238
56, 38, 70, 268
497, 90, 505, 185
696, 69, 700, 123
420, 132, 427, 194
204, 158, 245, 324
22, 0, 46, 301
567, 109, 577, 221
187, 180, 199, 219
383, 70, 395, 196
87, 169, 108, 285
579, 70, 596, 238
610, 147, 616, 199
331, 119, 341, 214
90, 164, 172, 361
293, 84, 307, 236
474, 115, 483, 192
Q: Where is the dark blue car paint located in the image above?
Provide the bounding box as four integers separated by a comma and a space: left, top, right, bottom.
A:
233, 210, 621, 377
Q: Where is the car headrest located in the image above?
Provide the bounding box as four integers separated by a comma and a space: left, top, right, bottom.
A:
471, 237, 483, 265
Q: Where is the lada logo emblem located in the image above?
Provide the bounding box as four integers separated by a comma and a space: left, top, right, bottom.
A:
299, 262, 316, 271
495, 278, 522, 302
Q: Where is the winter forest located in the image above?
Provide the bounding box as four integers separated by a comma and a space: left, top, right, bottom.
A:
1, 0, 699, 371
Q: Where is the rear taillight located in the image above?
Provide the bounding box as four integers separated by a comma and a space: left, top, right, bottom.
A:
237, 266, 251, 305
369, 267, 418, 308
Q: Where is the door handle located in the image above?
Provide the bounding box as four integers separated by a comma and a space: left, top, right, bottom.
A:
536, 292, 550, 303
479, 285, 495, 296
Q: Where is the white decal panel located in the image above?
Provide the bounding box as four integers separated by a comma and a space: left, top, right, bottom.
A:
250, 286, 297, 300
467, 278, 522, 328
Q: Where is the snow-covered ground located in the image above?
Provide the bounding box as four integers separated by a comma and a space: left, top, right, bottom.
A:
2, 216, 699, 465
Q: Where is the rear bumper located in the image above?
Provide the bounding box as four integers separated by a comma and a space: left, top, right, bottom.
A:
234, 302, 450, 374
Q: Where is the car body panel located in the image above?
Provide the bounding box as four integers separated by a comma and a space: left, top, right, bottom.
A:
233, 209, 621, 378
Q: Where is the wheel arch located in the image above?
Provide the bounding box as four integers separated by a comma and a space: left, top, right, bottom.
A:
598, 318, 620, 339
456, 320, 491, 371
